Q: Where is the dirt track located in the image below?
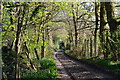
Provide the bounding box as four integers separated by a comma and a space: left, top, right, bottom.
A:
54, 51, 118, 80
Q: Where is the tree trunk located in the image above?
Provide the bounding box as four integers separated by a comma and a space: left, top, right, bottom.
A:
37, 26, 40, 44
94, 2, 99, 56
0, 3, 2, 80
49, 32, 54, 47
84, 39, 87, 57
41, 26, 45, 59
87, 39, 90, 57
100, 2, 107, 58
72, 4, 78, 48
105, 2, 119, 32
24, 42, 36, 70
90, 38, 93, 57
105, 2, 120, 61
15, 6, 26, 79
15, 14, 22, 79
34, 48, 39, 60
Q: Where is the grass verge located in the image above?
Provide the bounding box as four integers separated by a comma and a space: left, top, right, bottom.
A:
65, 50, 120, 75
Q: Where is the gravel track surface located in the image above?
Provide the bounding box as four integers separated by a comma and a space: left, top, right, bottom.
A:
54, 51, 119, 80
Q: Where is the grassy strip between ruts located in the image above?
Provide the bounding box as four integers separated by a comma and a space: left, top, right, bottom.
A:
65, 50, 120, 75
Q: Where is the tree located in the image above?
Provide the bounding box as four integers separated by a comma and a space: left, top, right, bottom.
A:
94, 2, 99, 56
105, 2, 120, 33
99, 2, 107, 58
71, 4, 78, 47
104, 1, 120, 61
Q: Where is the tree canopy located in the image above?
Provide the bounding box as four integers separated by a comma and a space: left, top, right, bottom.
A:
1, 1, 120, 79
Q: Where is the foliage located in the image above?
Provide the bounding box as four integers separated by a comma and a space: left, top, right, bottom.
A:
45, 47, 55, 58
22, 71, 57, 80
39, 58, 56, 70
2, 46, 16, 78
22, 58, 58, 79
93, 59, 120, 75
2, 1, 120, 79
65, 50, 79, 58
2, 46, 16, 64
65, 50, 74, 55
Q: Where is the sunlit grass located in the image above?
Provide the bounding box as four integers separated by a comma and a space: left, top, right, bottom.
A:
86, 59, 120, 75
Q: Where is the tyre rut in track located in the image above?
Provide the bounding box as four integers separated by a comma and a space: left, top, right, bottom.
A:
55, 51, 117, 80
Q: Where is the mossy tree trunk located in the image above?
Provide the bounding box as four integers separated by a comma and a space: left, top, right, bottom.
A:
105, 2, 120, 61
14, 5, 26, 79
100, 2, 107, 58
72, 4, 78, 48
94, 2, 99, 56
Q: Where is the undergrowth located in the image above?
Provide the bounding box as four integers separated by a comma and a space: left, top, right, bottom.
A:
22, 58, 58, 80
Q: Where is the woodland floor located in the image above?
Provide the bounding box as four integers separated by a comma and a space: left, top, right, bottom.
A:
54, 50, 119, 80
